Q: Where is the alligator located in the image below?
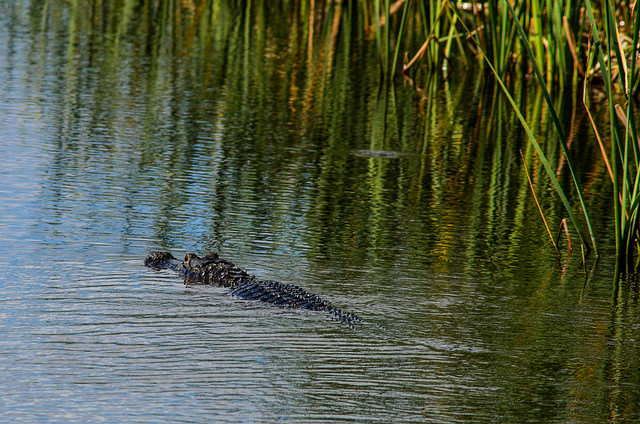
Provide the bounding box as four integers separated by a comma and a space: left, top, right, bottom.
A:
144, 252, 361, 326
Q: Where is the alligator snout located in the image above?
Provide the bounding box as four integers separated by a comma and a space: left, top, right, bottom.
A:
144, 251, 177, 269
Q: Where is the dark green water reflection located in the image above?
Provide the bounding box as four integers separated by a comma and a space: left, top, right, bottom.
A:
0, 1, 638, 423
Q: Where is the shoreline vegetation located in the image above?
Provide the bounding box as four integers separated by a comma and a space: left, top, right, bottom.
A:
34, 0, 638, 278
305, 0, 639, 279
308, 0, 638, 278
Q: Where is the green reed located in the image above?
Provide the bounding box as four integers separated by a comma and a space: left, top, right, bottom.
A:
582, 0, 640, 276
199, 0, 595, 85
458, 0, 638, 274
444, 1, 596, 261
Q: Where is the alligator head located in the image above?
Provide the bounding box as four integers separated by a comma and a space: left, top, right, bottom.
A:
144, 251, 224, 283
144, 251, 179, 270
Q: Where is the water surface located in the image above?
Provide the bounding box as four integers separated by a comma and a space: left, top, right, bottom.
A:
1, 1, 638, 423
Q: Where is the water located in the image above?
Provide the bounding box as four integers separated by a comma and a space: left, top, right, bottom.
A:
1, 1, 639, 422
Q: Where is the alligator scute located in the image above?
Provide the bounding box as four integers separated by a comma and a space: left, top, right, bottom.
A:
144, 251, 361, 326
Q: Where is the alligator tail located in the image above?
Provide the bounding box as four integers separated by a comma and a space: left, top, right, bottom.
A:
228, 279, 361, 327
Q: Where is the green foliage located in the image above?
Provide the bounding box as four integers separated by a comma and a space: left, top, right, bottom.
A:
583, 0, 640, 277
359, 0, 638, 274
449, 1, 596, 259
42, 0, 640, 275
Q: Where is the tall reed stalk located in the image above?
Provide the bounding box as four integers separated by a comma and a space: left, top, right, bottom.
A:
456, 0, 638, 275
583, 0, 640, 276
447, 1, 595, 259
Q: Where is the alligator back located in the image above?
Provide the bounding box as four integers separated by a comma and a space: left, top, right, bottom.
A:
144, 252, 360, 326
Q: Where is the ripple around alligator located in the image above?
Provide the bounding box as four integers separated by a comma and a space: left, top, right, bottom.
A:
1, 265, 467, 423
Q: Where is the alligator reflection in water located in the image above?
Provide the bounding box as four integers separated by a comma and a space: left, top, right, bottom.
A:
144, 252, 361, 326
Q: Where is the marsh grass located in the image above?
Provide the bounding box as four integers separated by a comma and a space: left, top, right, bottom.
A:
581, 0, 640, 277
53, 0, 640, 275
481, 0, 639, 277
384, 0, 637, 276
325, 0, 638, 275
170, 0, 640, 275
